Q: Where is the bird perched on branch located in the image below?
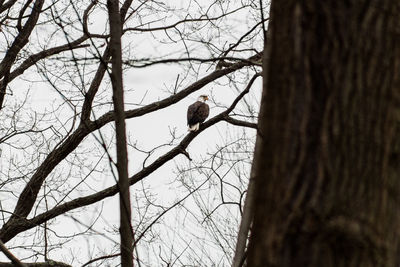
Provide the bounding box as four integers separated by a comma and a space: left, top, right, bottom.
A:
187, 95, 209, 131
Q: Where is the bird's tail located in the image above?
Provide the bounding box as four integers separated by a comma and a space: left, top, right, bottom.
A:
188, 123, 200, 132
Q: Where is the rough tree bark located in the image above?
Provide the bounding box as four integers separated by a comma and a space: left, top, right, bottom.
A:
247, 1, 400, 267
107, 0, 133, 266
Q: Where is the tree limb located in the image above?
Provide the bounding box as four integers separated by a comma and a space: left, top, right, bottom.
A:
224, 116, 257, 129
0, 240, 26, 267
0, 261, 71, 267
0, 0, 45, 109
0, 70, 261, 243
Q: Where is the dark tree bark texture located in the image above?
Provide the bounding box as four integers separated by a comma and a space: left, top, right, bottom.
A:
248, 1, 400, 267
107, 0, 133, 266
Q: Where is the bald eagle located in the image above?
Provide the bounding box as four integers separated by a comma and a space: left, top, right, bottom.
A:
187, 95, 209, 131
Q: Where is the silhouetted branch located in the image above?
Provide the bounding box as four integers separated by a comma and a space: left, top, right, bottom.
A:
0, 70, 261, 243
224, 116, 257, 129
0, 0, 44, 109
0, 240, 26, 267
0, 261, 71, 267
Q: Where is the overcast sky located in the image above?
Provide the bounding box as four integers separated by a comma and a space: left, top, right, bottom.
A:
0, 1, 265, 265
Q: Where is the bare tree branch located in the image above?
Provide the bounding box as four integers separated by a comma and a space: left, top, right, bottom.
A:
0, 0, 17, 13
6, 38, 90, 84
0, 0, 45, 109
0, 70, 261, 243
0, 240, 26, 267
125, 56, 261, 68
0, 261, 71, 267
0, 1, 263, 264
224, 116, 257, 129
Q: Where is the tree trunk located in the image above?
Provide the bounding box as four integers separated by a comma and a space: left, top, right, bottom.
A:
107, 0, 133, 266
247, 1, 400, 267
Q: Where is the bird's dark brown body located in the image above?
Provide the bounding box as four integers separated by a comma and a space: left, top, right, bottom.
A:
187, 96, 209, 131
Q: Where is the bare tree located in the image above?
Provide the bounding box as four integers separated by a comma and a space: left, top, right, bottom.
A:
247, 0, 400, 266
0, 0, 264, 265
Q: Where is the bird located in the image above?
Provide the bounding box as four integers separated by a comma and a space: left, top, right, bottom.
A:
187, 95, 209, 132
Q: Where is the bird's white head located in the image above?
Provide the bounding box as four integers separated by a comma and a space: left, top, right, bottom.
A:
198, 95, 209, 102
